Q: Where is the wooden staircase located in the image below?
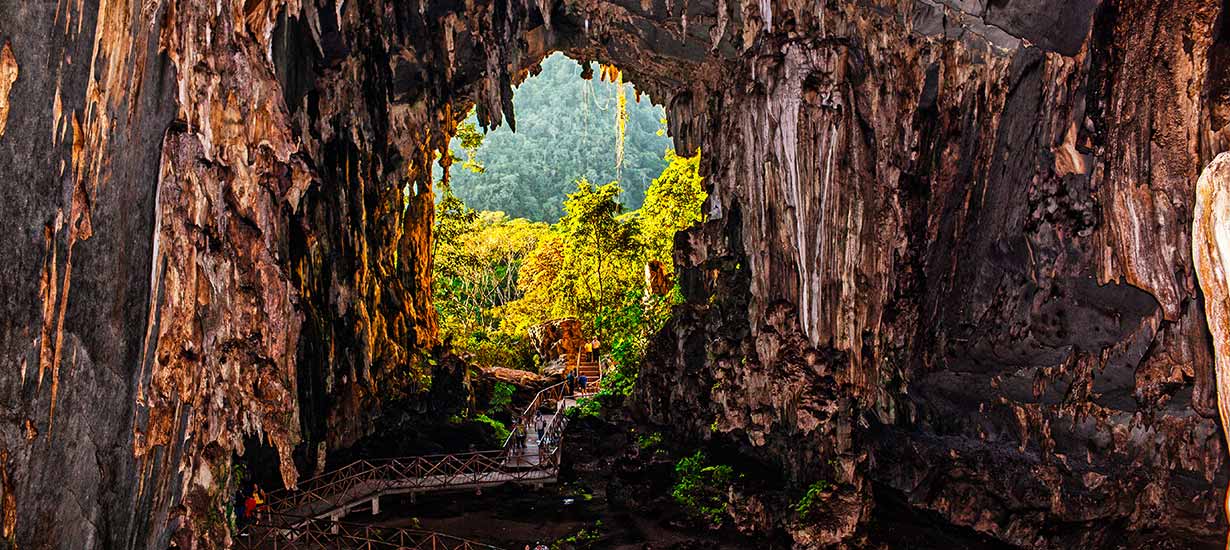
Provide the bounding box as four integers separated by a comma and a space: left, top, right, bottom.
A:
565, 352, 602, 394
576, 359, 601, 377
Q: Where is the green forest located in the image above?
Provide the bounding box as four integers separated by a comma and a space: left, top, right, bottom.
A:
441, 52, 673, 222
434, 151, 704, 385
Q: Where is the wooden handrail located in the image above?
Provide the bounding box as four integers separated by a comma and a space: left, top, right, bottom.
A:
259, 373, 600, 534
236, 511, 507, 549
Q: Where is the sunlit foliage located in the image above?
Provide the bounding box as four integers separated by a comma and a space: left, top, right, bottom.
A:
433, 187, 551, 370
453, 121, 486, 173
639, 150, 706, 273
434, 151, 705, 386
672, 451, 735, 527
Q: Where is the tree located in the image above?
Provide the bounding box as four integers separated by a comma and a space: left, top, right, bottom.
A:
453, 121, 486, 173
637, 150, 705, 273
445, 53, 672, 221
433, 187, 550, 368
557, 179, 642, 319
433, 150, 706, 380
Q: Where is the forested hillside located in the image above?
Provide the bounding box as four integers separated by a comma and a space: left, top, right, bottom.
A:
444, 53, 671, 221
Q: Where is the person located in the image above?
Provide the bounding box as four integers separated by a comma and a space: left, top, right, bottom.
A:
516, 424, 527, 451
233, 488, 247, 529
535, 542, 549, 550
243, 491, 258, 522
249, 484, 268, 521
566, 370, 576, 393
536, 420, 545, 442
578, 374, 588, 392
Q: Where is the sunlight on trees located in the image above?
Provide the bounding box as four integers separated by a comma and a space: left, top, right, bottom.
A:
639, 151, 705, 273
453, 121, 486, 173
434, 187, 552, 370
433, 151, 706, 387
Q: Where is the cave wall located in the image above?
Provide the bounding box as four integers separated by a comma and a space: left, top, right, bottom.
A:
1, 0, 1230, 548
0, 0, 623, 547
637, 0, 1230, 548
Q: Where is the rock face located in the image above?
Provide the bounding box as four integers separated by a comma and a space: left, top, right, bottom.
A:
638, 1, 1230, 548
1, 0, 1229, 548
529, 318, 586, 364
1194, 152, 1230, 533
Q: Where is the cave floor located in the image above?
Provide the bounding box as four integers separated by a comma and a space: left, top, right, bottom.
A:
339, 413, 1037, 550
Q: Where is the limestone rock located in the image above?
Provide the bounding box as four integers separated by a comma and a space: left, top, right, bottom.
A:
0, 0, 1228, 548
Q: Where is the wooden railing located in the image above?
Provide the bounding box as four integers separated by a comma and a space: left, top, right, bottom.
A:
502, 381, 569, 448
236, 511, 506, 550
263, 378, 592, 521
264, 448, 558, 518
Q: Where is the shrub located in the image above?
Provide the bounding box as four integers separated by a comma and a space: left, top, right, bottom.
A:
565, 397, 602, 420
472, 413, 510, 444
636, 431, 663, 450
489, 381, 515, 410
794, 480, 832, 519
586, 287, 680, 408
671, 451, 734, 527
552, 520, 602, 549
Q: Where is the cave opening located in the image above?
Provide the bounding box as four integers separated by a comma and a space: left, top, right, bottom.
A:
255, 9, 728, 543
428, 51, 704, 383
438, 52, 676, 222
260, 47, 722, 547
8, 0, 1230, 548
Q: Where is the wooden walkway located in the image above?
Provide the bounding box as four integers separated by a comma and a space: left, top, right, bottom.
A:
237, 370, 601, 549
237, 512, 507, 549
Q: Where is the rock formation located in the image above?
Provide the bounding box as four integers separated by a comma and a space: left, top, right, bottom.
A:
530, 318, 586, 364
1195, 152, 1230, 537
0, 0, 1229, 548
638, 1, 1230, 548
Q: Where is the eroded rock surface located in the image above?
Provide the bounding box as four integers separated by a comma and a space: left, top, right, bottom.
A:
1, 0, 1229, 548
637, 1, 1230, 548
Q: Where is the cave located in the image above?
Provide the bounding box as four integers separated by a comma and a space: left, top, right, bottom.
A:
2, 0, 1230, 548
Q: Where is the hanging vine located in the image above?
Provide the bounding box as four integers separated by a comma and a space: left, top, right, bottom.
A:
599, 64, 629, 178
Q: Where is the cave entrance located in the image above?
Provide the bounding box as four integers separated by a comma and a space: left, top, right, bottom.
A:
429, 51, 705, 395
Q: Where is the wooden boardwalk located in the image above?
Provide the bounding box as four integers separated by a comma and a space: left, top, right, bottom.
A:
237, 512, 508, 549
237, 372, 601, 549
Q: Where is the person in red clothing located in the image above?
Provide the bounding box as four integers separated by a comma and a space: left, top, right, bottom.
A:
243, 492, 258, 520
